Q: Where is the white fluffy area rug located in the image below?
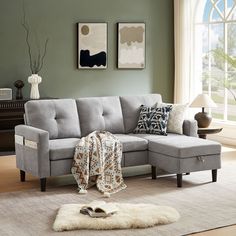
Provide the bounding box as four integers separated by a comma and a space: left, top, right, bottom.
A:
53, 203, 180, 232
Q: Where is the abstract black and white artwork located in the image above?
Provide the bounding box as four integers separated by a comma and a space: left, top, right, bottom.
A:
78, 23, 107, 69
118, 23, 145, 69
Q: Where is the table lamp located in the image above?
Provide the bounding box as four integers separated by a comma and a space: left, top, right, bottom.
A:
190, 94, 217, 128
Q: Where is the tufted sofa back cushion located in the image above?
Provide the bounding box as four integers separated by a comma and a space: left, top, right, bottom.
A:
76, 96, 125, 136
25, 99, 81, 139
120, 94, 162, 133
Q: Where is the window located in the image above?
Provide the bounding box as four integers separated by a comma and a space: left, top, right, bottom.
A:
195, 0, 236, 122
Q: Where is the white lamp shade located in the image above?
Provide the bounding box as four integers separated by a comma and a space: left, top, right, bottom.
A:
190, 94, 217, 108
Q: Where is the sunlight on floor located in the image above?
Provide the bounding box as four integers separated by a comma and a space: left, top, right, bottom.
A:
222, 146, 236, 152
221, 145, 236, 163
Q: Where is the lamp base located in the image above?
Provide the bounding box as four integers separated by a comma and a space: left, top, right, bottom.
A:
194, 112, 212, 128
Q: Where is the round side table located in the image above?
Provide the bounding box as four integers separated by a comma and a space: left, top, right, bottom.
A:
197, 127, 223, 139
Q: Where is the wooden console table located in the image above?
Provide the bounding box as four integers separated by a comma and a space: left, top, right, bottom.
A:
0, 99, 28, 152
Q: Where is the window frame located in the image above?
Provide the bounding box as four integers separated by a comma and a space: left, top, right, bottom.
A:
194, 0, 236, 123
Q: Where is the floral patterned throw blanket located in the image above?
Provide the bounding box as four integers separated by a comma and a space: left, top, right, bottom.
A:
71, 131, 127, 195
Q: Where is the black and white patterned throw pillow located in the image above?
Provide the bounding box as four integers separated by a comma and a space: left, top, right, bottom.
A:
133, 105, 172, 135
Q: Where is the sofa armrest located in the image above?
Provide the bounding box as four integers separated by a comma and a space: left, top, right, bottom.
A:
15, 125, 50, 178
183, 119, 198, 137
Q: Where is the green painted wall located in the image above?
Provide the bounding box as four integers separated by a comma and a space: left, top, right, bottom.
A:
0, 0, 174, 101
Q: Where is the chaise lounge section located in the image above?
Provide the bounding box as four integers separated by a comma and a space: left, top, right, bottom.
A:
15, 94, 221, 191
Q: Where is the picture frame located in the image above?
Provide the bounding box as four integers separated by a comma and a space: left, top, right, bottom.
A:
117, 22, 145, 69
77, 23, 107, 69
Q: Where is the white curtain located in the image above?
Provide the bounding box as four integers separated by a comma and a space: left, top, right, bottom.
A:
174, 0, 199, 104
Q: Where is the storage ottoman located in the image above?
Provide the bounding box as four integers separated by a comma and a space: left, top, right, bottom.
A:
148, 135, 221, 187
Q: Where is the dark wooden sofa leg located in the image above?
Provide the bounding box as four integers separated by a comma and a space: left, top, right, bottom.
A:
177, 174, 182, 187
152, 166, 157, 179
212, 169, 217, 182
40, 178, 47, 192
20, 170, 25, 182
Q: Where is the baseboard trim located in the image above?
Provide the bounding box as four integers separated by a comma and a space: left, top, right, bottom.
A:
0, 151, 15, 156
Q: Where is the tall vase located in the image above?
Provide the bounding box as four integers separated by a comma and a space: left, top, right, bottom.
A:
28, 74, 42, 99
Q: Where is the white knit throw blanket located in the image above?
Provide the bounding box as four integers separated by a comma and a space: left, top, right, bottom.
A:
71, 131, 126, 195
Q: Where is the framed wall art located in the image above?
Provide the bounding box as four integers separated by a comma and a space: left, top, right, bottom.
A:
117, 23, 145, 69
77, 23, 107, 69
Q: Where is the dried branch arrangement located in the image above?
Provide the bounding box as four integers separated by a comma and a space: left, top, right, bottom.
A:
21, 2, 49, 74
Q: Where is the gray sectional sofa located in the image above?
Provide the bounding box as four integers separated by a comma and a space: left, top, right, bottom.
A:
15, 94, 221, 191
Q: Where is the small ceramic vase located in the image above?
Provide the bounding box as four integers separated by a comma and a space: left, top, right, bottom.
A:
28, 74, 42, 99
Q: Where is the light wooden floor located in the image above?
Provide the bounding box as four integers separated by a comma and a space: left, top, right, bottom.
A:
0, 146, 236, 236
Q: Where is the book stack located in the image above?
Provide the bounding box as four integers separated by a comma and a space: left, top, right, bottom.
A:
80, 200, 118, 218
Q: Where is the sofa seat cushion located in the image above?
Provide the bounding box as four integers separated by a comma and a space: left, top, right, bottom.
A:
129, 133, 181, 141
49, 138, 80, 161
114, 134, 148, 152
145, 135, 221, 158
